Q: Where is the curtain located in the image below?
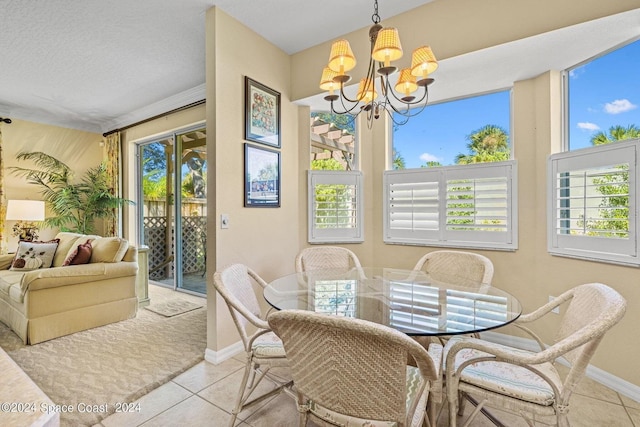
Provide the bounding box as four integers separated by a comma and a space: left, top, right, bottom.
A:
0, 124, 5, 254
105, 132, 121, 237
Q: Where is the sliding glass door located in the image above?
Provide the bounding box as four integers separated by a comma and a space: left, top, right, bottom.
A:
138, 125, 207, 294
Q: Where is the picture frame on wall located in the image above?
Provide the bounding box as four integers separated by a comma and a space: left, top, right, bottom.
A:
244, 77, 281, 148
244, 143, 281, 207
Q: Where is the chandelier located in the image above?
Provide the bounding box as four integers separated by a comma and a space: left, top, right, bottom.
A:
319, 0, 438, 128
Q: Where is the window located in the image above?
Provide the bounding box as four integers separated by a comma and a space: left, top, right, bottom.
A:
383, 161, 517, 250
566, 39, 640, 151
308, 170, 363, 243
393, 91, 511, 169
548, 139, 639, 266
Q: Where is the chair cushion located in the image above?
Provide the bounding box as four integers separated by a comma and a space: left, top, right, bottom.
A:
444, 336, 562, 406
307, 366, 425, 427
251, 332, 287, 358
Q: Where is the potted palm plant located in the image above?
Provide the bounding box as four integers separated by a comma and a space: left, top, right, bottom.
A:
9, 151, 132, 235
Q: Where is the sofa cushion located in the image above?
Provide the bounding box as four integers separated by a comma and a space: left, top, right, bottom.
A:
0, 271, 24, 295
52, 233, 100, 267
63, 240, 93, 266
10, 240, 60, 271
91, 237, 129, 263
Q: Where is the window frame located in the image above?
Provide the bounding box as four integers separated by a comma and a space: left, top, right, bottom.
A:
307, 170, 364, 244
547, 138, 639, 266
383, 160, 518, 251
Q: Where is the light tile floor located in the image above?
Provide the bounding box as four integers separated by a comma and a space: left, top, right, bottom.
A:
98, 354, 640, 427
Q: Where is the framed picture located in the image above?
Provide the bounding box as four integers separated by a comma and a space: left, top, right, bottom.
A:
245, 77, 281, 148
244, 143, 281, 207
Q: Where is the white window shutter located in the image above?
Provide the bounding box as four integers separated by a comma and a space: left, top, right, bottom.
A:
548, 139, 639, 266
308, 170, 363, 243
384, 161, 517, 250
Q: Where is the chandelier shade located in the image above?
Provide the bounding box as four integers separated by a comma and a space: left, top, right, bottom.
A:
410, 45, 439, 80
356, 78, 377, 104
371, 27, 403, 66
319, 67, 339, 93
395, 68, 418, 100
328, 39, 357, 75
319, 0, 438, 128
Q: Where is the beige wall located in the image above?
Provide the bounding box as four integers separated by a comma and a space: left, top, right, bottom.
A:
1, 119, 103, 247
206, 8, 301, 350
291, 0, 640, 102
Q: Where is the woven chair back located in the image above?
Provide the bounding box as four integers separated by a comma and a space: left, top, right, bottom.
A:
414, 250, 494, 287
213, 264, 263, 344
295, 246, 362, 272
268, 310, 437, 424
555, 283, 627, 367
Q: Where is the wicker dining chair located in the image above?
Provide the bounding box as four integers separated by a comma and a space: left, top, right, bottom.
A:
445, 282, 627, 427
412, 250, 495, 423
213, 264, 292, 427
412, 250, 494, 287
295, 246, 362, 272
268, 309, 441, 427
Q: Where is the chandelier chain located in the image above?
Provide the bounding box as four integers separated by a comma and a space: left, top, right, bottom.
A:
372, 0, 380, 24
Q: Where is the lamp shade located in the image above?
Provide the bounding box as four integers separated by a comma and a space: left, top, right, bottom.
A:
6, 200, 45, 221
328, 39, 356, 74
410, 45, 438, 78
372, 27, 403, 66
319, 67, 339, 91
395, 68, 418, 96
356, 78, 377, 104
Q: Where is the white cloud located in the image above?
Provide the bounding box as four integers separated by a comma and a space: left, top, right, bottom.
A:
577, 122, 600, 131
604, 99, 637, 114
420, 153, 442, 163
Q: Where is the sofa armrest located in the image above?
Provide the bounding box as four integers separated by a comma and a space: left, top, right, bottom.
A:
20, 262, 138, 294
0, 254, 14, 270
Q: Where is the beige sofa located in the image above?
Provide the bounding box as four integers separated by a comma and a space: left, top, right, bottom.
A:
0, 232, 138, 344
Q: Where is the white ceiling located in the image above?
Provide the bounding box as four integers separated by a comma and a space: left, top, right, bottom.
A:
0, 1, 638, 134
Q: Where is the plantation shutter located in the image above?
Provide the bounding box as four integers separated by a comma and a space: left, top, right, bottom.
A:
384, 168, 441, 243
548, 139, 639, 266
444, 162, 515, 246
384, 161, 517, 250
308, 170, 363, 243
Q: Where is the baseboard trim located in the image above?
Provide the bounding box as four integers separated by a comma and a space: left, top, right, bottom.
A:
204, 341, 243, 365
483, 331, 640, 402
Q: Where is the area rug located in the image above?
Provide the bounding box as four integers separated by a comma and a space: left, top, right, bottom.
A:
0, 300, 206, 427
145, 298, 204, 317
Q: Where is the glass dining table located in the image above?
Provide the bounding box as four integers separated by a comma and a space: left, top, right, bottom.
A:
264, 267, 522, 337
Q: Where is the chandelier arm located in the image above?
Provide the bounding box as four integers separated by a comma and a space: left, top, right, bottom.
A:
389, 99, 429, 119
386, 83, 430, 106
338, 82, 361, 105
385, 107, 411, 126
387, 87, 430, 116
332, 98, 362, 116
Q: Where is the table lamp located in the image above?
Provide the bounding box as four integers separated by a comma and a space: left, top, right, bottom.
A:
6, 199, 46, 242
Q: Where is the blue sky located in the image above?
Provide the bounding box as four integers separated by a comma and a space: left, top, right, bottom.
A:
393, 39, 640, 168
568, 39, 640, 150
393, 91, 510, 168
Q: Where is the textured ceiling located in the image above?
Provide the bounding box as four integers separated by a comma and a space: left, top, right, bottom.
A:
0, 1, 638, 134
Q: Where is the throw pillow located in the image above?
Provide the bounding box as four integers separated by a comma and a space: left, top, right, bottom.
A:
10, 239, 60, 272
63, 240, 93, 266
91, 237, 129, 263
